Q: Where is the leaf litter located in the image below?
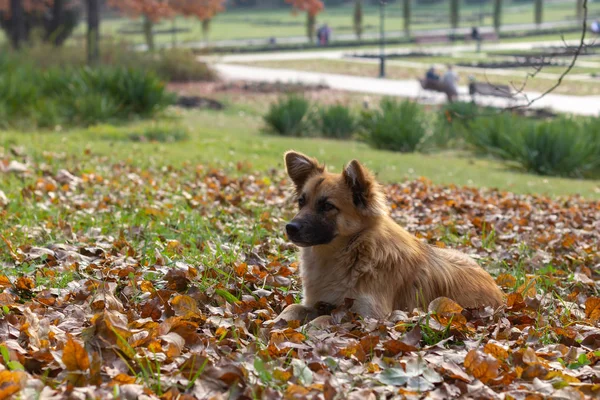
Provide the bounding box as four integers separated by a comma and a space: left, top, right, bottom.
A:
0, 149, 599, 399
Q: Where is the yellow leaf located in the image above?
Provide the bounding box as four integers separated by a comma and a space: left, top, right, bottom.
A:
0, 371, 25, 400
273, 368, 292, 382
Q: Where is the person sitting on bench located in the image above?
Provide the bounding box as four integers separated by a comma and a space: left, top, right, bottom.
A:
442, 64, 459, 102
425, 66, 440, 82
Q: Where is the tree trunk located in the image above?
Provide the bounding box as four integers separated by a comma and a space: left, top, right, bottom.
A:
143, 15, 155, 51
493, 0, 502, 33
307, 13, 316, 43
450, 0, 459, 31
403, 0, 411, 38
576, 0, 584, 22
49, 0, 65, 46
535, 0, 543, 27
10, 0, 25, 50
87, 0, 100, 65
353, 0, 363, 41
202, 19, 211, 42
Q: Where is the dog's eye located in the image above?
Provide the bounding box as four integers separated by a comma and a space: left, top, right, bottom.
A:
321, 202, 336, 212
298, 197, 306, 208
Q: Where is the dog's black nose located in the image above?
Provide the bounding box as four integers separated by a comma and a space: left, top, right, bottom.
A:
286, 222, 301, 237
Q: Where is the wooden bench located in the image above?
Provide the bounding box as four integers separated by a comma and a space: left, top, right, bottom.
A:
469, 82, 513, 99
480, 32, 499, 41
414, 35, 450, 45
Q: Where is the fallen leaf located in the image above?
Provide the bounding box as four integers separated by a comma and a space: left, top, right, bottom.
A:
62, 334, 90, 372
464, 350, 500, 384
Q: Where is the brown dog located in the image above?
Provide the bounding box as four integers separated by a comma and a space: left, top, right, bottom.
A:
277, 151, 503, 323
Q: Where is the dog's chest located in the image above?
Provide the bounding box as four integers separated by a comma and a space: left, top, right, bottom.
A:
298, 249, 358, 306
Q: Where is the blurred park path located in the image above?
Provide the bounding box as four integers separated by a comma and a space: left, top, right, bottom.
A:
213, 63, 600, 116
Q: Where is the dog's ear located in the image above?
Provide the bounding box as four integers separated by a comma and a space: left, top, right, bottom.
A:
343, 160, 387, 215
284, 151, 323, 193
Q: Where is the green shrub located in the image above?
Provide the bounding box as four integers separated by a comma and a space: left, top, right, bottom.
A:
150, 49, 216, 82
89, 68, 176, 116
508, 118, 600, 178
461, 112, 527, 160
0, 53, 175, 129
462, 113, 600, 178
68, 93, 121, 127
0, 43, 215, 82
264, 95, 310, 136
432, 102, 503, 149
361, 98, 428, 152
315, 104, 356, 139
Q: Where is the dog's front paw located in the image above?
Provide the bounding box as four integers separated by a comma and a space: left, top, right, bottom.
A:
272, 304, 318, 325
308, 315, 333, 329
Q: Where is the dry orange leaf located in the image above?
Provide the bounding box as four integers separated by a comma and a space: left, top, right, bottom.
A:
0, 276, 11, 287
0, 371, 25, 400
62, 334, 90, 372
496, 273, 517, 288
111, 373, 137, 385
484, 342, 510, 362
15, 276, 34, 291
234, 263, 247, 277
516, 276, 537, 298
507, 293, 525, 310
286, 383, 310, 397
273, 368, 292, 382
428, 297, 463, 315
464, 349, 500, 384
140, 280, 154, 293
585, 297, 600, 322
170, 295, 200, 318
561, 233, 577, 248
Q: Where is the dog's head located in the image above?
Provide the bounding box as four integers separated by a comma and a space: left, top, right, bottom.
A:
283, 151, 387, 247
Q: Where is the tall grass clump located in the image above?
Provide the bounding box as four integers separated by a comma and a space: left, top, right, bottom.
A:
0, 53, 175, 129
361, 98, 428, 152
461, 112, 527, 160
433, 101, 483, 148
264, 94, 310, 136
509, 117, 600, 178
462, 113, 600, 178
315, 104, 356, 139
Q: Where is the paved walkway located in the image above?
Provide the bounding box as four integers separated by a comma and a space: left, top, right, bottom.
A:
205, 36, 600, 116
213, 63, 600, 116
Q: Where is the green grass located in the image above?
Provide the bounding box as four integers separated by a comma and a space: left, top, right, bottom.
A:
58, 1, 598, 46
1, 106, 598, 198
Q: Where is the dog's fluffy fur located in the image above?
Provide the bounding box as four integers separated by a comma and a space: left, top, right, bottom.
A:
278, 151, 503, 322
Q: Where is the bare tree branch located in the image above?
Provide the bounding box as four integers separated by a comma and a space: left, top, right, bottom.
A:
510, 0, 588, 108
471, 0, 590, 113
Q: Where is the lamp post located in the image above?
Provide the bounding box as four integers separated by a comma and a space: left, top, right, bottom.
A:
379, 0, 386, 78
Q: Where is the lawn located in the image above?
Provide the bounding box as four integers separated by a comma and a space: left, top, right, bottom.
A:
61, 1, 597, 46
1, 103, 599, 398
1, 105, 599, 199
